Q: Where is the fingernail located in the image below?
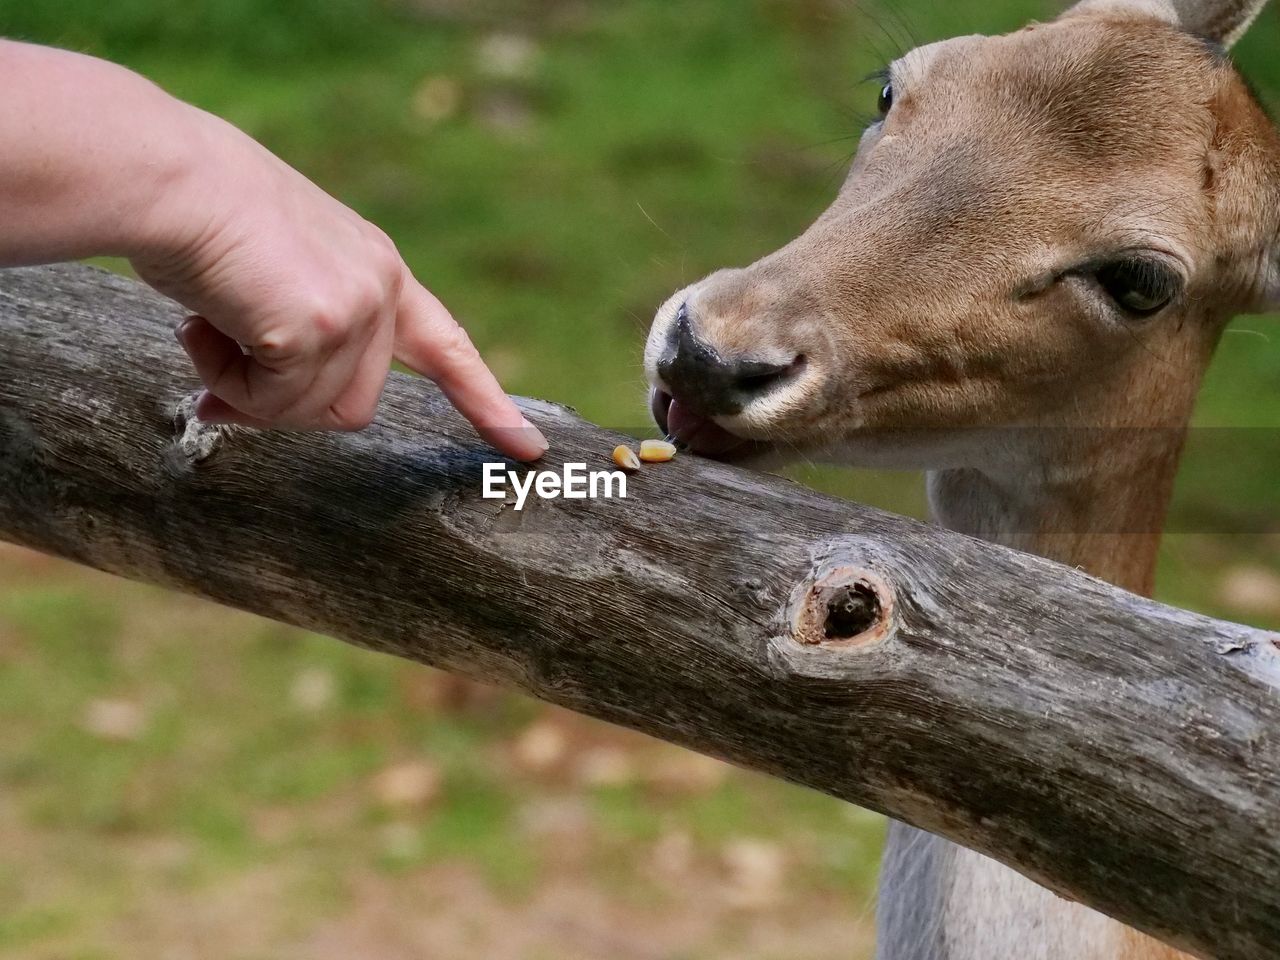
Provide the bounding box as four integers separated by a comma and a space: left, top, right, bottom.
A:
523, 417, 549, 456
174, 317, 195, 346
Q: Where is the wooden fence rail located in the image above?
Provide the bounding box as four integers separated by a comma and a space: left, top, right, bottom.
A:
1, 263, 1278, 959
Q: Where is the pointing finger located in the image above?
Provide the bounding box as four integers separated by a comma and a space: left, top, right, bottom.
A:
393, 276, 547, 461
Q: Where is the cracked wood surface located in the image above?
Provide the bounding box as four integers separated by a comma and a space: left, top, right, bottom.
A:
1, 263, 1278, 959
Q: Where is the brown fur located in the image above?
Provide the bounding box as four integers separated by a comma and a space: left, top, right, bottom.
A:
643, 1, 1279, 957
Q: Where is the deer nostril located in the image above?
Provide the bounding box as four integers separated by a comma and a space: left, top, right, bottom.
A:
656, 307, 802, 416
733, 355, 804, 395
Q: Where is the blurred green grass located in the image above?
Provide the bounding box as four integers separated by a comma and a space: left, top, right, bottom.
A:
1, 0, 1279, 957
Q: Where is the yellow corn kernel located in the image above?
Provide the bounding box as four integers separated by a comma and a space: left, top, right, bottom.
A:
638, 439, 677, 463
612, 444, 641, 471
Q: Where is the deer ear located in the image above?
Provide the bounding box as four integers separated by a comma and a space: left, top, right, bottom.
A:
1060, 0, 1180, 30
1170, 0, 1270, 46
1061, 0, 1269, 48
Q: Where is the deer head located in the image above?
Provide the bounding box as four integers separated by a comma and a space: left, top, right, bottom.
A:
645, 0, 1280, 475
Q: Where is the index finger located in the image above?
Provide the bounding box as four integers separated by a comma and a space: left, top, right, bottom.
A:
393, 275, 548, 461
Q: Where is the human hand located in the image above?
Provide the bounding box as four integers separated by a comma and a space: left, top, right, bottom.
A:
0, 41, 544, 460
132, 114, 547, 460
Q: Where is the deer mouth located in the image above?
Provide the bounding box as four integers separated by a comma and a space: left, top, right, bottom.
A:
649, 388, 769, 461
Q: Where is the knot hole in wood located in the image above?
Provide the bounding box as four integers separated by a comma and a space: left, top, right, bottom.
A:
792, 567, 893, 650
171, 394, 238, 465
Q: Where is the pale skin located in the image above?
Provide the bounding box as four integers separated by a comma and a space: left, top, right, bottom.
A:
0, 39, 548, 461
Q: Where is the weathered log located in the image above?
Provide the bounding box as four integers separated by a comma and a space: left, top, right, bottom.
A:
1, 263, 1278, 959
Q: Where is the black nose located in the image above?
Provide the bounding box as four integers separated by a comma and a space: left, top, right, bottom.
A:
655, 305, 797, 416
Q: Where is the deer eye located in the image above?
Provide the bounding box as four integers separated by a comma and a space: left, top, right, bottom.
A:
878, 83, 895, 115
1092, 256, 1181, 318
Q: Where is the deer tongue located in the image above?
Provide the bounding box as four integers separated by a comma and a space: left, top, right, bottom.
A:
666, 398, 748, 458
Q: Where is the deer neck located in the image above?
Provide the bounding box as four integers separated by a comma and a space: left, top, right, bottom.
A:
875, 427, 1193, 960
925, 425, 1189, 595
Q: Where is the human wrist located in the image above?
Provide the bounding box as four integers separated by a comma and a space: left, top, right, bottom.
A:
114, 96, 234, 267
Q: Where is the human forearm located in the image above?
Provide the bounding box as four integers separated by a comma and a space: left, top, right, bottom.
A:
0, 39, 215, 265
0, 39, 545, 458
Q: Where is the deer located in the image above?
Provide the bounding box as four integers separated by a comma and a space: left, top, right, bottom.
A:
642, 0, 1278, 957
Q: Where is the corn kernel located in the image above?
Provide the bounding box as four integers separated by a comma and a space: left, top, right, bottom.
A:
612, 444, 641, 471
639, 439, 677, 463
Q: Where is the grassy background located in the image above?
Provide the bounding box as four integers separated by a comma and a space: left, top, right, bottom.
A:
1, 1, 1278, 957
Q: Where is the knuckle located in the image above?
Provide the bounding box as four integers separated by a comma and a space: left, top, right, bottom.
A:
353, 276, 387, 324
370, 228, 403, 278
385, 261, 406, 299
259, 393, 317, 426
436, 323, 480, 369
254, 380, 308, 419
253, 328, 309, 368
242, 392, 297, 421
328, 401, 377, 432
359, 226, 403, 297
308, 302, 350, 347
335, 268, 392, 333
